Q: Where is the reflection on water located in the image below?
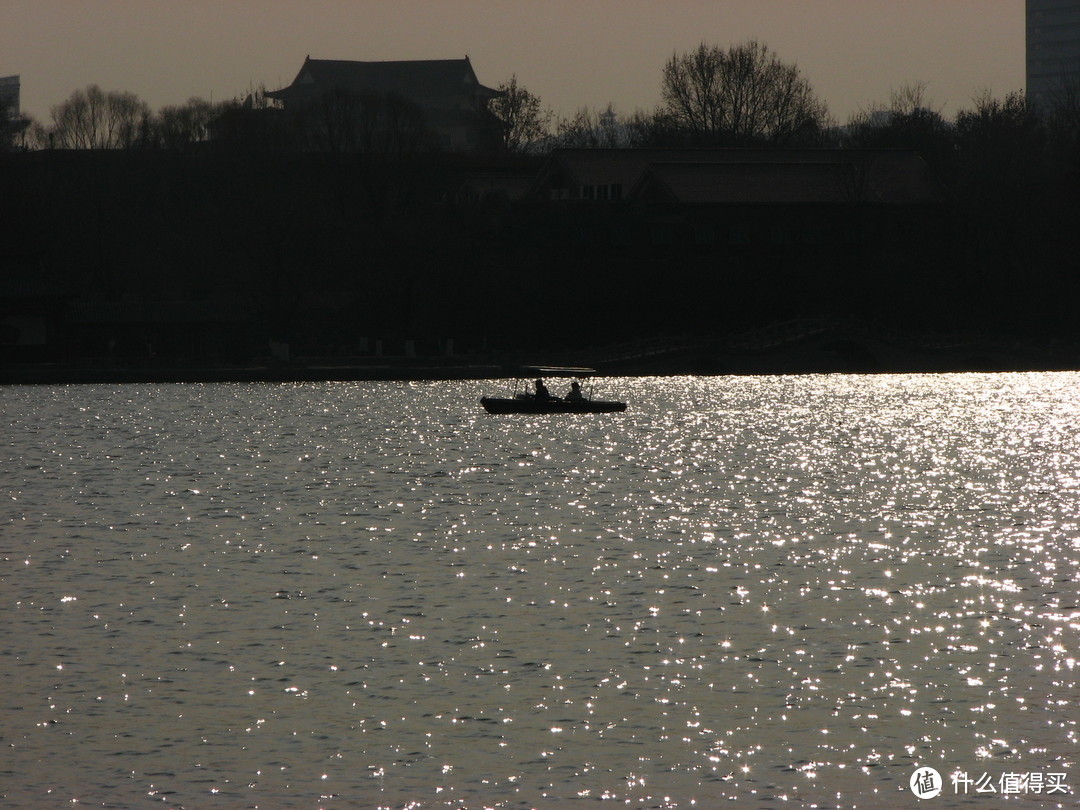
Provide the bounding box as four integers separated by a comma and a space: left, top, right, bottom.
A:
1, 374, 1077, 808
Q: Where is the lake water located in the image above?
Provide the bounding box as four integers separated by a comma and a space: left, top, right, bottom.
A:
1, 374, 1077, 809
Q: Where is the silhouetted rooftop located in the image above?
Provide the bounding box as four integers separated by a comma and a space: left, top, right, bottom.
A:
266, 56, 502, 107
531, 148, 943, 204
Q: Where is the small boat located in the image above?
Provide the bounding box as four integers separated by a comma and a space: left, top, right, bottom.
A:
480, 366, 627, 414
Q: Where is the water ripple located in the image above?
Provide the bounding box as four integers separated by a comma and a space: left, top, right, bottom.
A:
1, 374, 1077, 807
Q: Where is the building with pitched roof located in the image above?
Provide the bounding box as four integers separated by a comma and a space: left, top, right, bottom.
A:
265, 56, 505, 152
527, 148, 941, 205
514, 148, 945, 316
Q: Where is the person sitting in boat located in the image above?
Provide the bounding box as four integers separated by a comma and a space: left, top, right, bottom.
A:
565, 381, 584, 402
534, 378, 553, 401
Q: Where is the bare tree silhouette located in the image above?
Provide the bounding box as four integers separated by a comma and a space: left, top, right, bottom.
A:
490, 75, 551, 153
660, 41, 829, 146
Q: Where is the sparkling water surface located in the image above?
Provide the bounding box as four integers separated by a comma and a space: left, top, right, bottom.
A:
2, 374, 1078, 808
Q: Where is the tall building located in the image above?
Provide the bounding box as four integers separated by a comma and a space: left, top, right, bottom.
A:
1027, 1, 1080, 110
1, 75, 22, 119
1, 75, 31, 147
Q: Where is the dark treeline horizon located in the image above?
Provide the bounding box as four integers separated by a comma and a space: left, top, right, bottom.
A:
6, 40, 1078, 154
2, 41, 1079, 367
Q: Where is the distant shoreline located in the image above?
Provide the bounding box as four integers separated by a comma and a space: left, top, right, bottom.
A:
5, 344, 1079, 385
7, 320, 1080, 385
1, 363, 509, 385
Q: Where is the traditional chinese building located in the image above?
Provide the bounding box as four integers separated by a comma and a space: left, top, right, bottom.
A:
264, 56, 505, 152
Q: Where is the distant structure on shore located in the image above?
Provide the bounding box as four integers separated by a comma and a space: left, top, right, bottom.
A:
1, 75, 31, 148
264, 56, 505, 152
1027, 0, 1080, 110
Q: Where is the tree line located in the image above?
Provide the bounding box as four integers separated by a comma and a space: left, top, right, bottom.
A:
496, 41, 1080, 161
493, 40, 832, 151
3, 38, 1079, 358
7, 85, 224, 150
8, 39, 1079, 162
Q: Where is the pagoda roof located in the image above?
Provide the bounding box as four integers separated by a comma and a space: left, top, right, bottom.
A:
266, 56, 503, 104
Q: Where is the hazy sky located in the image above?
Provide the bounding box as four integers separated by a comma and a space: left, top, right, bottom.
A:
4, 0, 1024, 125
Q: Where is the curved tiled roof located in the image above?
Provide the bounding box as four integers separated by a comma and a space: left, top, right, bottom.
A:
266, 56, 502, 107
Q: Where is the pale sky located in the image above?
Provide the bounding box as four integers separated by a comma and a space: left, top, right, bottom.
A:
3, 0, 1025, 125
